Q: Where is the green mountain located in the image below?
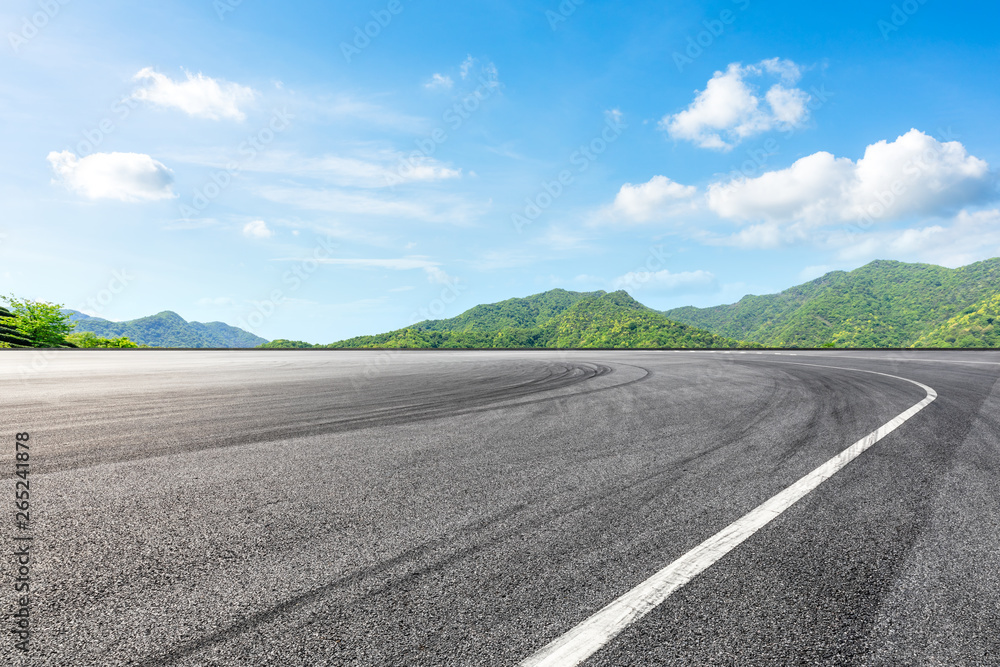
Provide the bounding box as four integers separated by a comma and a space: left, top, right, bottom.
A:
415, 288, 602, 332
914, 292, 1000, 348
327, 290, 756, 349
65, 310, 268, 348
664, 258, 1000, 348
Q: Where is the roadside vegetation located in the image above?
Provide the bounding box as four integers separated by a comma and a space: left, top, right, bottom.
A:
1, 296, 140, 349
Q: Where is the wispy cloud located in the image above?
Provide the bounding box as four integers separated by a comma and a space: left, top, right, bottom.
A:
425, 73, 454, 90
272, 256, 457, 284
257, 185, 484, 224
611, 269, 718, 293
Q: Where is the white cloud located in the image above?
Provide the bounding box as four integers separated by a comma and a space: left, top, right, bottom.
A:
258, 185, 483, 224
132, 68, 256, 121
168, 148, 461, 189
707, 129, 993, 229
610, 175, 698, 223
422, 266, 455, 284
835, 209, 1000, 268
197, 297, 238, 308
662, 59, 811, 150
47, 151, 176, 202
612, 269, 718, 293
460, 55, 475, 79
425, 73, 454, 90
275, 257, 456, 284
456, 55, 499, 86
243, 220, 273, 239
798, 265, 834, 281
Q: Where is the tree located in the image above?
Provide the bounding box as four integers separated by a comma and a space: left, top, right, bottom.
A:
65, 331, 140, 348
1, 295, 76, 348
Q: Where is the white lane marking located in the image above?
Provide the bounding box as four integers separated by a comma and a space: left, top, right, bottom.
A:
520, 363, 937, 667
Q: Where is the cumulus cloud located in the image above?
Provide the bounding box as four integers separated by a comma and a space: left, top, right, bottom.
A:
47, 151, 176, 202
243, 220, 273, 239
596, 129, 996, 258
612, 269, 718, 293
425, 73, 454, 90
609, 175, 698, 223
707, 129, 993, 229
132, 68, 256, 121
662, 59, 811, 150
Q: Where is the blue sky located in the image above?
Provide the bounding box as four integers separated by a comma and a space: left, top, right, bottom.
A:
2, 0, 998, 343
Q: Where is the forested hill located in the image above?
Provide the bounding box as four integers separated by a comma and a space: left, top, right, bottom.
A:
664, 258, 1000, 348
327, 290, 757, 349
414, 288, 603, 332
65, 310, 268, 348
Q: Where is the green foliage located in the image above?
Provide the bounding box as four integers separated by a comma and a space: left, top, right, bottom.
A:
0, 306, 35, 348
665, 258, 1000, 348
2, 296, 75, 348
257, 339, 317, 349
65, 332, 140, 348
913, 292, 1000, 348
415, 289, 604, 332
65, 310, 268, 348
326, 290, 757, 349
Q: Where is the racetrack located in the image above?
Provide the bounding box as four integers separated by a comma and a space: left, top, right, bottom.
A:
2, 350, 998, 665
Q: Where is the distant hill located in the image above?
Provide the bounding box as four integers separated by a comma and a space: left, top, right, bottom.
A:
664, 258, 1000, 348
327, 290, 756, 349
65, 310, 268, 349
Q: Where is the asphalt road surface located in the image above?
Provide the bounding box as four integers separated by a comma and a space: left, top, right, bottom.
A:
2, 350, 998, 666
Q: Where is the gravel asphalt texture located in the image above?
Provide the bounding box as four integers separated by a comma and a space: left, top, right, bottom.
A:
1, 350, 998, 666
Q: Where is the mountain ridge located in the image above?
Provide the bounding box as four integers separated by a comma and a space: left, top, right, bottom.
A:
65, 310, 268, 348
323, 290, 757, 349
664, 258, 1000, 347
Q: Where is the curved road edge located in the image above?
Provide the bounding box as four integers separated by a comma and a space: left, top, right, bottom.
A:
519, 361, 938, 667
